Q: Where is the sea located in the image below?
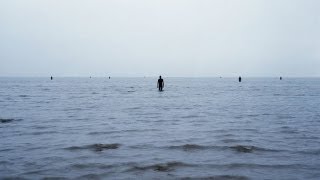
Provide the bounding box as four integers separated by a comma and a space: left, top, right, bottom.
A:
0, 77, 320, 180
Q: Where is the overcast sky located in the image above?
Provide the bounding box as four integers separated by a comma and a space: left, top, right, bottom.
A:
0, 0, 319, 77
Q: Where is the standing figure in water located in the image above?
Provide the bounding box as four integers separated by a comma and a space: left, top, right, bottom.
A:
238, 76, 242, 82
51, 76, 53, 80
157, 76, 164, 91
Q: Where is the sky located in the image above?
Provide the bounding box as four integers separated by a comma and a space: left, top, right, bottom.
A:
0, 0, 319, 77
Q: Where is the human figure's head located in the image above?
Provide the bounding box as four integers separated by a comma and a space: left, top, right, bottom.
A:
159, 76, 162, 79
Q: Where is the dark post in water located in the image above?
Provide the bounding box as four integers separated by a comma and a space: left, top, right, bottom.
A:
157, 76, 164, 91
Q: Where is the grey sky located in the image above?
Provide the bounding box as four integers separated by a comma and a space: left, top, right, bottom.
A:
0, 0, 319, 77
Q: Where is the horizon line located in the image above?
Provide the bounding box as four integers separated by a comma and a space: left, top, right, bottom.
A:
0, 76, 320, 78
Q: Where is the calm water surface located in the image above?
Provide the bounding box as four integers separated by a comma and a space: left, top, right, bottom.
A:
0, 77, 320, 179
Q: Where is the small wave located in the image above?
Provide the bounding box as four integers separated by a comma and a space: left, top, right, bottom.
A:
71, 163, 115, 169
221, 139, 242, 143
0, 160, 14, 165
25, 146, 46, 151
262, 113, 272, 116
247, 114, 260, 118
126, 107, 141, 110
279, 126, 299, 134
64, 107, 83, 111
41, 176, 68, 180
181, 107, 193, 110
33, 125, 56, 129
22, 169, 50, 175
88, 128, 155, 135
242, 128, 259, 133
229, 145, 283, 153
167, 144, 281, 153
0, 118, 21, 123
77, 174, 101, 179
168, 144, 230, 152
234, 116, 243, 119
297, 149, 320, 155
181, 115, 202, 118
1, 176, 30, 180
280, 129, 299, 134
128, 161, 193, 172
0, 118, 14, 123
87, 131, 117, 135
65, 143, 120, 152
28, 131, 58, 135
277, 115, 296, 120
168, 144, 210, 151
18, 95, 29, 97
273, 93, 282, 96
128, 144, 155, 149
0, 148, 14, 152
230, 145, 256, 153
181, 175, 249, 180
5, 97, 13, 101
216, 163, 311, 170
221, 138, 253, 143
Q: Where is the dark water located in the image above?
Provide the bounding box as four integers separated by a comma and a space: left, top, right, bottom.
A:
0, 77, 320, 179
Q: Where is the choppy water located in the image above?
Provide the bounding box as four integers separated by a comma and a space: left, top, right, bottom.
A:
1, 77, 320, 179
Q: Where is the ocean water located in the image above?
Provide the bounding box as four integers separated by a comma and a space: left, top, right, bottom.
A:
0, 77, 320, 180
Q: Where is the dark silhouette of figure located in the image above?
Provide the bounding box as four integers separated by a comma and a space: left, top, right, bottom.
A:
280, 77, 282, 80
239, 76, 242, 82
51, 76, 53, 80
157, 76, 164, 91
109, 76, 111, 79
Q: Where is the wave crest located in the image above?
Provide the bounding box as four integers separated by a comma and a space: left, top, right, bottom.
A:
65, 143, 121, 152
181, 175, 249, 180
168, 144, 282, 153
129, 161, 192, 172
0, 118, 19, 123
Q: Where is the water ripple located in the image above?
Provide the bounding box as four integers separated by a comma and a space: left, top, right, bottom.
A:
128, 161, 193, 172
166, 144, 285, 153
181, 175, 249, 180
65, 143, 121, 152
